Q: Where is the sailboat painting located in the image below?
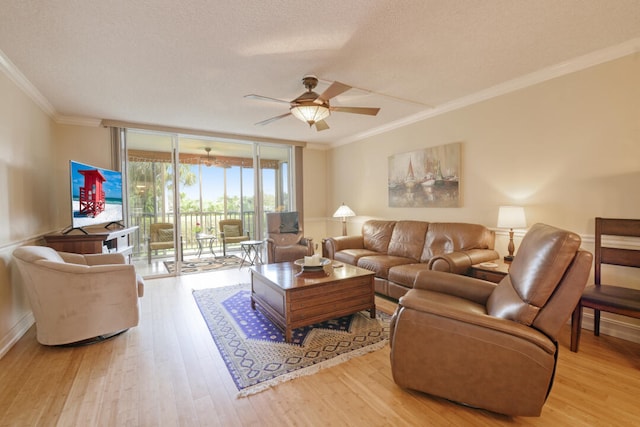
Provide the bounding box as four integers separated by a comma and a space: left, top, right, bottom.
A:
388, 142, 461, 208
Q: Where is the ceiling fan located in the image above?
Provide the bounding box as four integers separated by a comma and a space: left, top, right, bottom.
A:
245, 75, 380, 131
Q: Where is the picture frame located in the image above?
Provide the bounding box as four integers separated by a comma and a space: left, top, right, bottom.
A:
388, 142, 461, 208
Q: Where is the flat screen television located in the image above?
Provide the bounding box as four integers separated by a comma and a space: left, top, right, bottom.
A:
68, 160, 124, 231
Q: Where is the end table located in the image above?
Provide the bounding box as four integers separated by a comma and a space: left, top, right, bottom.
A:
467, 260, 510, 284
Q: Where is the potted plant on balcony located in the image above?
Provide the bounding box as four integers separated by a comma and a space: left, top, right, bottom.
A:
194, 222, 203, 238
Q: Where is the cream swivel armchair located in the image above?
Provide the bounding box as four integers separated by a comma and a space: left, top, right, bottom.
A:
389, 223, 592, 416
265, 212, 314, 263
13, 246, 144, 346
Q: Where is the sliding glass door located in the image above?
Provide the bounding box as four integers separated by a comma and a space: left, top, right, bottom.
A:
120, 129, 295, 276
125, 130, 180, 276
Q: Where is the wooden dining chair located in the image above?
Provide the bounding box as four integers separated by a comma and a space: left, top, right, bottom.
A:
570, 217, 640, 352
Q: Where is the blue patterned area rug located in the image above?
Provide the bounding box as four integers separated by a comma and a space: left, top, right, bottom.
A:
193, 283, 390, 397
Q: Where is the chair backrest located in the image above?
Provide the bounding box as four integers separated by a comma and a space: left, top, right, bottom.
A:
594, 217, 640, 285
13, 245, 65, 264
266, 212, 300, 234
219, 219, 244, 238
150, 222, 174, 242
266, 212, 304, 248
486, 223, 592, 339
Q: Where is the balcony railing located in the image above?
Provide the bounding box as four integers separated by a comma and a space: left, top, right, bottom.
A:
129, 211, 257, 259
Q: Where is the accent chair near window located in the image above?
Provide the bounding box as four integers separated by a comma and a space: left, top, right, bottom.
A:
265, 212, 314, 263
147, 222, 175, 264
218, 219, 250, 256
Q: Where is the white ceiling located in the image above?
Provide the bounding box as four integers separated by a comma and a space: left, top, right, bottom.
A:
1, 0, 640, 146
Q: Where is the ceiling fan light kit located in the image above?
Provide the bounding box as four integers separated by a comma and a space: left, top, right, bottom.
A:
246, 75, 380, 131
290, 102, 330, 126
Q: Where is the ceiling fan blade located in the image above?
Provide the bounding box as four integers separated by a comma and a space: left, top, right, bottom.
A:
316, 81, 351, 102
244, 94, 291, 105
331, 106, 380, 116
255, 112, 291, 126
314, 119, 330, 131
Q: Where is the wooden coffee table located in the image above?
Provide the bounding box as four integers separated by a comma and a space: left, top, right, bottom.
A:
250, 262, 376, 343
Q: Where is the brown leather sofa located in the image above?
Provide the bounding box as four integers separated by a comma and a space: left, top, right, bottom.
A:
323, 220, 498, 299
389, 223, 592, 416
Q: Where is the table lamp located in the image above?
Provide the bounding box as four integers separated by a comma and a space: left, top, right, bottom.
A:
497, 206, 527, 262
333, 203, 356, 236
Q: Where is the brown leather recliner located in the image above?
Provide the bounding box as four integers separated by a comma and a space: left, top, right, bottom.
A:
389, 223, 592, 417
265, 212, 314, 263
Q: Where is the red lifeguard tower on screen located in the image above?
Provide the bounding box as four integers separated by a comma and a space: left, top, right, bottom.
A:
79, 169, 106, 217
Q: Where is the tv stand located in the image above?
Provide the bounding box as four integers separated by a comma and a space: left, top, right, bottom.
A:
61, 226, 89, 235
44, 226, 138, 262
105, 221, 125, 230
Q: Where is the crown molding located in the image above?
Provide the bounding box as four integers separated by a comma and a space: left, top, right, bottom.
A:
332, 37, 640, 148
4, 36, 640, 139
54, 115, 102, 127
0, 48, 56, 117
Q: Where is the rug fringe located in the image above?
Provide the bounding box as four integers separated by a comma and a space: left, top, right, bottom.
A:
236, 339, 389, 398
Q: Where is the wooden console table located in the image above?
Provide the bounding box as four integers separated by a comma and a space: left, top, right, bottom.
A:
44, 226, 138, 262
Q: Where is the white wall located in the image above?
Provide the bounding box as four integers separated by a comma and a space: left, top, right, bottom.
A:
0, 71, 55, 356
327, 53, 640, 342
0, 71, 112, 356
302, 147, 328, 253
328, 54, 640, 233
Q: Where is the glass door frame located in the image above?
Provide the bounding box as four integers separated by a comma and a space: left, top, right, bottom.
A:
118, 127, 299, 276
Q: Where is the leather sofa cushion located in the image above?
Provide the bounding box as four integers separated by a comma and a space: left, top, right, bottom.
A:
388, 263, 431, 287
357, 255, 415, 280
334, 249, 379, 266
363, 220, 396, 253
387, 221, 429, 261
421, 222, 494, 262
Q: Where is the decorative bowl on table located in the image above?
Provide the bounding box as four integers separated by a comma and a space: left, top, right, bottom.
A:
294, 257, 331, 271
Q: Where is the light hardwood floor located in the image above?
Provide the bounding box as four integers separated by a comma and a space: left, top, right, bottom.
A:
1, 268, 639, 426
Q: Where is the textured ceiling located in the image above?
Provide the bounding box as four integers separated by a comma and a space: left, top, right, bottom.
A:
1, 0, 640, 146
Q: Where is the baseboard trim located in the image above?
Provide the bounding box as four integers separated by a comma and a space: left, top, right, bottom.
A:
0, 312, 35, 358
577, 311, 640, 345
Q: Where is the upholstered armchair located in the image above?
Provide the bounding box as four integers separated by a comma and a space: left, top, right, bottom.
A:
218, 219, 250, 256
147, 222, 175, 264
13, 246, 144, 346
389, 223, 592, 416
265, 212, 314, 263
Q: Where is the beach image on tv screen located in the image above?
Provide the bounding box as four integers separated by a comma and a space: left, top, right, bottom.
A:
70, 161, 123, 228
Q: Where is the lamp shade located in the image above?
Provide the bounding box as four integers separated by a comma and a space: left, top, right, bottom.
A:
333, 203, 356, 218
497, 206, 527, 229
290, 102, 330, 125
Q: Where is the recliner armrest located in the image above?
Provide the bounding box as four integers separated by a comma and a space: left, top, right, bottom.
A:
413, 270, 496, 305
398, 289, 555, 353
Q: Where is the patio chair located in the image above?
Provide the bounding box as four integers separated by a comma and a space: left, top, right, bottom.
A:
147, 223, 175, 264
218, 219, 250, 256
